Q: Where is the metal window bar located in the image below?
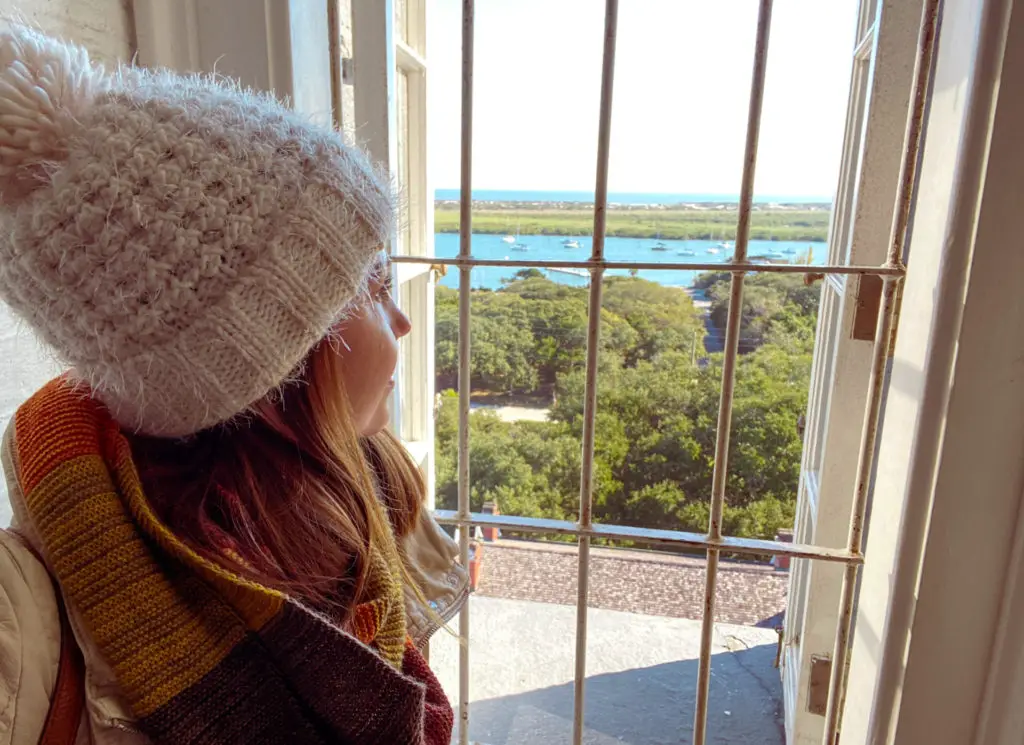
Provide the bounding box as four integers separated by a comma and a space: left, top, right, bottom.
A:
457, 2, 474, 743
392, 255, 903, 276
572, 1, 619, 741
385, 0, 940, 741
693, 1, 773, 741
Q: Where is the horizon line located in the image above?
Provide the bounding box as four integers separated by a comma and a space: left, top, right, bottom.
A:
434, 187, 833, 203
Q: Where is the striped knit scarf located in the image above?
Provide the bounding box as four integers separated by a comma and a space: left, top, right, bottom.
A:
14, 379, 454, 744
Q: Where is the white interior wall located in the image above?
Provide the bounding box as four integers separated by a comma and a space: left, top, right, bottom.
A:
0, 0, 133, 522
894, 0, 1024, 740
844, 0, 1023, 742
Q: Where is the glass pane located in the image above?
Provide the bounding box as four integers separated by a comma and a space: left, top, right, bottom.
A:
857, 0, 878, 40
580, 548, 786, 744
831, 55, 872, 266
428, 0, 604, 208
395, 0, 409, 45
396, 68, 411, 256
705, 602, 787, 745
705, 268, 818, 549
805, 281, 842, 477
433, 266, 586, 525
397, 272, 430, 445
430, 578, 577, 743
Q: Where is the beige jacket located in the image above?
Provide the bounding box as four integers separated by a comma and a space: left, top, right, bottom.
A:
0, 428, 468, 745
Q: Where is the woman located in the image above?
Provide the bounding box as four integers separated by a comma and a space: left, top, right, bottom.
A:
0, 27, 466, 745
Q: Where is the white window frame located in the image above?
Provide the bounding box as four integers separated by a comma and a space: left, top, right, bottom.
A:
350, 0, 436, 502
782, 0, 925, 741
132, 1, 1024, 744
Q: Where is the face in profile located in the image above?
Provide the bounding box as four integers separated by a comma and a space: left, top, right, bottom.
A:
331, 253, 412, 436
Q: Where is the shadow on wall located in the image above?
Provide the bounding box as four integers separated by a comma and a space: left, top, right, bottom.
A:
460, 645, 784, 745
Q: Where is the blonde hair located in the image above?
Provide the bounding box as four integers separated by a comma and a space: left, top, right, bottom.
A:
129, 341, 423, 618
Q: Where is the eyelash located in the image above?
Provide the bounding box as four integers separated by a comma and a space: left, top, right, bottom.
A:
376, 276, 393, 300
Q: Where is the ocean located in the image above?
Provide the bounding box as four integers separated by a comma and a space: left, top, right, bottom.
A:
434, 188, 832, 206
433, 232, 828, 292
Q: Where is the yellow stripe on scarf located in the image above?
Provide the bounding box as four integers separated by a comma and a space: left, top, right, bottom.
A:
16, 381, 282, 715
16, 378, 409, 718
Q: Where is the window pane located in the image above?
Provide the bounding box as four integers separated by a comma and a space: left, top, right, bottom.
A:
396, 68, 411, 255
395, 0, 408, 45
430, 581, 577, 742
432, 260, 586, 526
428, 0, 604, 207
582, 549, 786, 744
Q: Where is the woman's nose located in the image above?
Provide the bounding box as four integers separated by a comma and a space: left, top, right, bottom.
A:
391, 301, 412, 339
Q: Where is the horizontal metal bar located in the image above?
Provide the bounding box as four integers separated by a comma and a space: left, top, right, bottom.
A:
396, 39, 427, 74
433, 510, 863, 565
391, 254, 906, 277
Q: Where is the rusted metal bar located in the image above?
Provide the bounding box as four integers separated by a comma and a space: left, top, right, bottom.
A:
693, 1, 774, 742
457, 2, 475, 743
432, 511, 863, 564
391, 254, 905, 277
573, 1, 619, 741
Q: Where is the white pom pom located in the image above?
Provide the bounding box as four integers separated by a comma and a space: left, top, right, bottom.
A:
0, 26, 107, 200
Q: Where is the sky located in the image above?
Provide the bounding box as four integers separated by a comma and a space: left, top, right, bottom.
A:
426, 0, 859, 199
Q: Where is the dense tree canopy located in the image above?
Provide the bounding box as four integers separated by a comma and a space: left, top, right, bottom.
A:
433, 271, 820, 549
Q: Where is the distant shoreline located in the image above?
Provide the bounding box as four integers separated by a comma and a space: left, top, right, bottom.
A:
434, 188, 832, 207
435, 199, 831, 210
434, 201, 831, 242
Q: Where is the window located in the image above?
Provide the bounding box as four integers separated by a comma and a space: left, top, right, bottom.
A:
379, 2, 933, 745
133, 1, 943, 743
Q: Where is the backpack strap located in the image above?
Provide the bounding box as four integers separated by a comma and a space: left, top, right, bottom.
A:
9, 531, 85, 745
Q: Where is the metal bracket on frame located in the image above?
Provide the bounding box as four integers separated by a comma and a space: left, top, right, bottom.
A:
808, 654, 832, 716
853, 274, 883, 341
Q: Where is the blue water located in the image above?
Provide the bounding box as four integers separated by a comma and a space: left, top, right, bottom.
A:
435, 188, 832, 206
433, 233, 828, 291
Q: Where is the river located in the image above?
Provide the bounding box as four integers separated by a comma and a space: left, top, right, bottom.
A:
433, 232, 829, 291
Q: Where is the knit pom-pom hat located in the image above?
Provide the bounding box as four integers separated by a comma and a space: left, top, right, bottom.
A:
0, 27, 393, 437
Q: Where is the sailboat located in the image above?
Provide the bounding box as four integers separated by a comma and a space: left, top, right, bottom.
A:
649, 228, 668, 251
502, 221, 521, 245
707, 225, 725, 254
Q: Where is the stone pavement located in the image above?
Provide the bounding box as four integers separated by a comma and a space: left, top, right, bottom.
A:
475, 539, 788, 627
431, 595, 784, 745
